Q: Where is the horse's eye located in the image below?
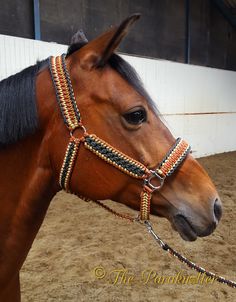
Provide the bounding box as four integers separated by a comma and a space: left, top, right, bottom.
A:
123, 108, 147, 125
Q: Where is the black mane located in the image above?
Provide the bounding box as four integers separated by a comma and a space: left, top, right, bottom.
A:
0, 61, 45, 146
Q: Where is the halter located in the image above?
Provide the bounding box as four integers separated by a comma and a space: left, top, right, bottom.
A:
49, 54, 190, 221
49, 54, 236, 289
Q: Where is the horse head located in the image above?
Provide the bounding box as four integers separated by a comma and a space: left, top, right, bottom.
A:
46, 15, 222, 241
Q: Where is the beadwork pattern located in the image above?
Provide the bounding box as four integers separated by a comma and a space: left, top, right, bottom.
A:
59, 139, 79, 191
140, 186, 152, 220
49, 55, 81, 130
84, 134, 148, 179
158, 138, 191, 177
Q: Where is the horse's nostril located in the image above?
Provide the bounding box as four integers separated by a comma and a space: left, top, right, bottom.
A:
214, 198, 222, 222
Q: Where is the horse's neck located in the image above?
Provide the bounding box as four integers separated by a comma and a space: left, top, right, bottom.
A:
0, 119, 59, 289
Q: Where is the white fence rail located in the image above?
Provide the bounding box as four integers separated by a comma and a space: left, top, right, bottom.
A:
1, 34, 236, 157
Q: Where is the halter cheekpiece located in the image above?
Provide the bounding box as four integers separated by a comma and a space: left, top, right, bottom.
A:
49, 54, 191, 221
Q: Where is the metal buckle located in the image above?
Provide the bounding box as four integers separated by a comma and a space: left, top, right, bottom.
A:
144, 170, 165, 191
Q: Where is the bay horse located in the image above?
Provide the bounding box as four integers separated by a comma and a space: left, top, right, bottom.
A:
0, 14, 222, 301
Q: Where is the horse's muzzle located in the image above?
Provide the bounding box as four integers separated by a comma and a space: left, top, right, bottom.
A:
172, 197, 223, 241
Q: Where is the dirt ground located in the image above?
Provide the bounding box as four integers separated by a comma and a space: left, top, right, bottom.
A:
21, 152, 236, 302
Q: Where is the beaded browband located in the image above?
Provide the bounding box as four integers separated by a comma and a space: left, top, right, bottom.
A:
49, 54, 191, 221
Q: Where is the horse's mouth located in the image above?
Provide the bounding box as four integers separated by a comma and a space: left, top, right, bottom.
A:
172, 215, 198, 241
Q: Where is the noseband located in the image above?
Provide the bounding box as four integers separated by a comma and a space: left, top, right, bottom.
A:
49, 54, 191, 221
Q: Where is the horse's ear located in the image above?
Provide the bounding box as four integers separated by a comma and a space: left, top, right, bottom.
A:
77, 14, 140, 70
71, 30, 88, 45
67, 30, 88, 56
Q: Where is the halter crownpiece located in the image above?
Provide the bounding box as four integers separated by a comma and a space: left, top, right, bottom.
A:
49, 54, 191, 221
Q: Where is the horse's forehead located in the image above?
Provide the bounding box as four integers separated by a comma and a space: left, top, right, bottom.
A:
87, 66, 142, 101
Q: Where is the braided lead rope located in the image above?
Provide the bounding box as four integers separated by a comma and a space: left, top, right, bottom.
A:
144, 221, 236, 289
80, 198, 236, 289
80, 186, 151, 222
83, 196, 236, 289
93, 200, 136, 222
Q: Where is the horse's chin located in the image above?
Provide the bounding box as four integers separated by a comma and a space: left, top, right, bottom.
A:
151, 201, 218, 242
149, 207, 195, 241
171, 215, 198, 241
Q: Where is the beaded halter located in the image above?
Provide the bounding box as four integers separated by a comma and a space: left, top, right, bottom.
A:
49, 54, 236, 289
49, 54, 190, 221
49, 54, 190, 220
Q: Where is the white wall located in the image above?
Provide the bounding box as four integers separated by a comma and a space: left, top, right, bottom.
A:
0, 35, 67, 79
125, 55, 236, 157
1, 34, 236, 157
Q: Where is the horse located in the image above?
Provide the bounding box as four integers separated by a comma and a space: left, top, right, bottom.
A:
0, 14, 222, 301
